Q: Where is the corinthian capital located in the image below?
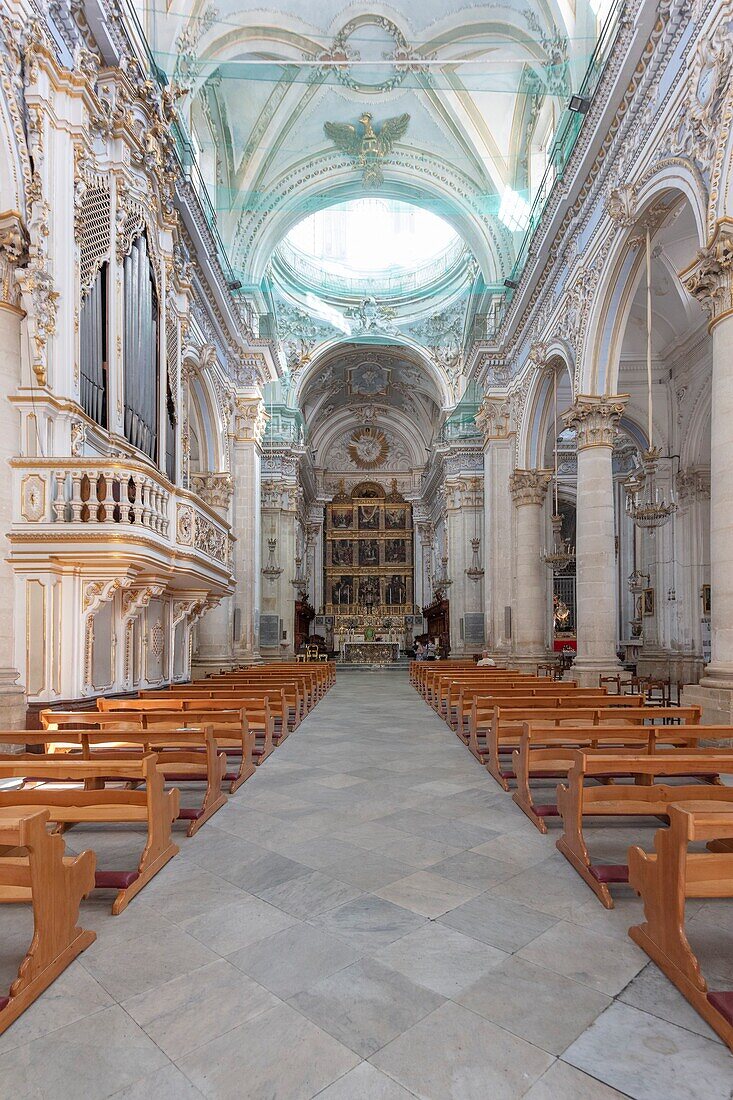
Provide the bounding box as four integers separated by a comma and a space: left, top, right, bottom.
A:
232, 396, 268, 445
475, 395, 512, 442
0, 211, 28, 308
510, 468, 552, 506
563, 393, 628, 450
681, 221, 733, 326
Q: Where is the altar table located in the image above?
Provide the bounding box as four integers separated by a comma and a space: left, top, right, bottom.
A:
341, 642, 400, 665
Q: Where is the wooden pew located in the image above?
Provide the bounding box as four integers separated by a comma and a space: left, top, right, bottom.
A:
469, 697, 640, 775
511, 708, 703, 830
0, 753, 179, 913
156, 681, 304, 729
94, 699, 257, 786
37, 719, 226, 836
556, 747, 733, 907
453, 683, 608, 740
0, 808, 96, 1034
628, 800, 733, 1051
440, 677, 574, 727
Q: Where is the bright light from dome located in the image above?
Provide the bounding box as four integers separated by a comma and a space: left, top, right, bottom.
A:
498, 187, 530, 233
286, 199, 459, 277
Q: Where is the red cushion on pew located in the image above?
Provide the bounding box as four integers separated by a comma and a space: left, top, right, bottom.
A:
162, 773, 206, 782
589, 864, 629, 884
177, 807, 203, 821
0, 997, 9, 1012
499, 770, 515, 780
94, 870, 140, 890
533, 804, 560, 817
707, 991, 733, 1026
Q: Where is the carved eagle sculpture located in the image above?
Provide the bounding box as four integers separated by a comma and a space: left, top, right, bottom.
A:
324, 112, 410, 188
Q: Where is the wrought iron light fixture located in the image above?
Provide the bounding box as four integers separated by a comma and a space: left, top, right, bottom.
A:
261, 537, 283, 580
465, 478, 484, 581
625, 228, 677, 531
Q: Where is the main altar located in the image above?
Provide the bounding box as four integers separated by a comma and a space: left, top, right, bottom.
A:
324, 480, 417, 663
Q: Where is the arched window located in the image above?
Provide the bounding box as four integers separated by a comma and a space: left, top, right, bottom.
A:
123, 233, 159, 461
79, 261, 109, 427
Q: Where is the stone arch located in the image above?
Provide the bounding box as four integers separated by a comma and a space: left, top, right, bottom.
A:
579, 177, 708, 398
516, 349, 574, 470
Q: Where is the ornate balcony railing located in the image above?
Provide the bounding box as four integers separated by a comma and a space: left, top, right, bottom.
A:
14, 458, 233, 578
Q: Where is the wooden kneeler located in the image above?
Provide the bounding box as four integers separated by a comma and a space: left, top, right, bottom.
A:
0, 808, 96, 1034
0, 754, 179, 914
629, 801, 733, 1051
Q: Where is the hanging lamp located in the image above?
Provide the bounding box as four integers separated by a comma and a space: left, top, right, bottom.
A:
625, 228, 677, 530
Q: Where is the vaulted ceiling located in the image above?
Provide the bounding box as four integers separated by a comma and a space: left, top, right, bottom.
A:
144, 2, 610, 452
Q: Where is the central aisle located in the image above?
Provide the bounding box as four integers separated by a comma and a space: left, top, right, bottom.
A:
5, 672, 731, 1098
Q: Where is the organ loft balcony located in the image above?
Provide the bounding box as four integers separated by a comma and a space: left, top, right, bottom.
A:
8, 456, 235, 596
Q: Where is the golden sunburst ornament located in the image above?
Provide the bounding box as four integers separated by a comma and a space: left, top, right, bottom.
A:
348, 427, 389, 469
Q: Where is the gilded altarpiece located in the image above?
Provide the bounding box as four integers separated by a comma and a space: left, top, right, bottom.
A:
325, 481, 414, 624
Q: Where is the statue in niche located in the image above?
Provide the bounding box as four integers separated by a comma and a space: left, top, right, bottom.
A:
332, 540, 352, 566
359, 539, 379, 566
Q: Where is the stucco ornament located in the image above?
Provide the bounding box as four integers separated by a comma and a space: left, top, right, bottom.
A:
347, 427, 389, 469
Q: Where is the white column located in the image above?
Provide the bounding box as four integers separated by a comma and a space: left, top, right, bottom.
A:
509, 469, 552, 665
681, 227, 733, 717
478, 398, 514, 657
564, 394, 627, 682
230, 395, 266, 662
0, 217, 27, 726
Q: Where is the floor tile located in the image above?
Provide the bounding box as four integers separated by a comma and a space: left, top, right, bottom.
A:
310, 894, 427, 952
457, 955, 612, 1054
438, 893, 558, 952
322, 850, 417, 892
523, 1060, 628, 1099
0, 1004, 168, 1099
257, 869, 364, 918
80, 926, 218, 1001
313, 1061, 415, 1098
290, 957, 444, 1057
0, 960, 113, 1054
370, 1000, 553, 1099
229, 922, 363, 999
111, 1063, 205, 1097
180, 893, 299, 955
178, 1001, 360, 1099
517, 921, 646, 996
563, 1002, 733, 1099
428, 850, 519, 890
374, 921, 507, 996
122, 958, 278, 1059
618, 961, 723, 1043
375, 870, 486, 918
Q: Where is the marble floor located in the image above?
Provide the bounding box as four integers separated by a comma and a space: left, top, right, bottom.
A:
0, 672, 731, 1098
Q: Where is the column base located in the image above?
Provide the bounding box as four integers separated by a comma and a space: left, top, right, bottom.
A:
511, 650, 550, 673
0, 669, 27, 740
191, 655, 237, 679
565, 658, 622, 687
636, 649, 704, 684
684, 669, 733, 732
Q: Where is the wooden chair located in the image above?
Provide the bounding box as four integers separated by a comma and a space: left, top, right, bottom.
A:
555, 748, 733, 907
0, 808, 96, 1035
628, 800, 733, 1051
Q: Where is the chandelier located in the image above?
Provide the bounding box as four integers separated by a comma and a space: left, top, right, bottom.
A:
465, 478, 484, 581
542, 366, 575, 573
624, 228, 677, 531
261, 537, 283, 580
433, 555, 453, 599
290, 555, 307, 596
466, 537, 484, 581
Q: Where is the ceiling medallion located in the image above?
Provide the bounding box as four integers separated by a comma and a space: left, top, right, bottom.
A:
324, 113, 409, 189
348, 427, 389, 470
